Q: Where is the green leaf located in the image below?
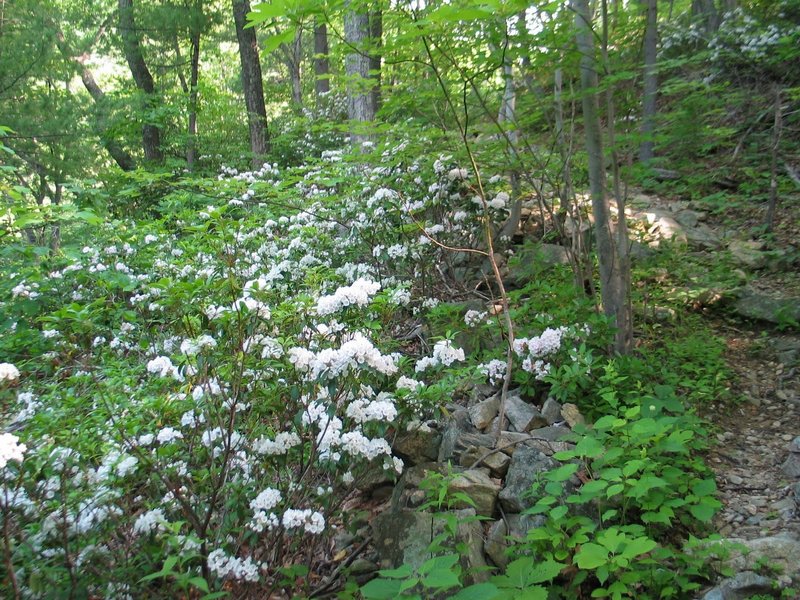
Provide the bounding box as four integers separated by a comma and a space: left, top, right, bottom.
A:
691, 478, 716, 497
262, 27, 296, 53
528, 559, 565, 584
421, 568, 460, 590
545, 463, 579, 482
450, 583, 499, 600
574, 543, 609, 570
360, 577, 404, 599
621, 537, 657, 559
189, 577, 209, 593
377, 564, 413, 579
689, 503, 715, 522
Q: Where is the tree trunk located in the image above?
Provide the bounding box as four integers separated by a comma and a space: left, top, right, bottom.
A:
692, 0, 720, 34
499, 58, 521, 240
282, 26, 303, 108
232, 0, 270, 166
639, 0, 657, 163
573, 0, 632, 354
765, 87, 782, 232
369, 10, 382, 114
313, 20, 330, 100
118, 0, 163, 163
344, 4, 374, 146
187, 31, 200, 171
54, 28, 136, 171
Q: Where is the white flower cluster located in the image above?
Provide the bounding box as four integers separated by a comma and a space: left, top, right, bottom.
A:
396, 376, 423, 391
252, 431, 302, 455
281, 508, 325, 534
316, 278, 381, 315
464, 309, 487, 327
250, 487, 282, 512
488, 192, 509, 210
145, 356, 182, 381
415, 340, 466, 372
132, 508, 167, 536
179, 335, 217, 356
0, 433, 26, 469
207, 548, 262, 582
345, 394, 398, 424
289, 332, 398, 379
479, 359, 507, 385
514, 326, 569, 380
0, 362, 20, 382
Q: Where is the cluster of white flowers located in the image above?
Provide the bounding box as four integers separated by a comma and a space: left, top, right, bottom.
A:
316, 278, 381, 315
250, 487, 282, 512
479, 359, 507, 385
132, 508, 167, 536
0, 433, 26, 469
207, 549, 262, 582
156, 427, 184, 444
0, 362, 20, 382
345, 395, 398, 424
252, 431, 302, 455
415, 340, 466, 372
513, 326, 570, 380
289, 332, 398, 379
281, 508, 325, 534
488, 192, 509, 210
396, 375, 423, 391
179, 335, 217, 356
464, 309, 487, 327
145, 356, 182, 380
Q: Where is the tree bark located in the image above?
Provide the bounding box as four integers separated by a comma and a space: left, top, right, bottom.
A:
118, 0, 163, 163
54, 28, 136, 171
187, 31, 200, 170
639, 0, 657, 163
573, 0, 632, 354
344, 4, 374, 146
369, 9, 382, 115
313, 20, 330, 100
232, 0, 270, 166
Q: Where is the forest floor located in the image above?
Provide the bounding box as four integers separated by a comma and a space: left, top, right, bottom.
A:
630, 190, 800, 543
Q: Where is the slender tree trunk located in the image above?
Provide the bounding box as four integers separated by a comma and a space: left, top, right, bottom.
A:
369, 9, 382, 114
118, 0, 163, 163
54, 29, 136, 171
344, 4, 374, 146
290, 27, 303, 107
187, 31, 200, 170
499, 58, 521, 239
573, 0, 631, 354
765, 86, 782, 232
313, 19, 330, 100
639, 0, 658, 163
232, 0, 270, 166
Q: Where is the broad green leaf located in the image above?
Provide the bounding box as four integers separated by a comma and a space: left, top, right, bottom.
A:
360, 577, 404, 599
574, 543, 609, 570
450, 583, 499, 600
545, 463, 579, 482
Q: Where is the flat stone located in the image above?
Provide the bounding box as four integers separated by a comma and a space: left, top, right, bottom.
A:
704, 534, 800, 584
393, 425, 442, 466
733, 288, 800, 325
449, 469, 502, 516
498, 447, 558, 513
728, 239, 767, 270
505, 395, 547, 432
541, 398, 562, 425
484, 513, 545, 569
497, 431, 531, 455
527, 426, 572, 443
560, 403, 585, 428
781, 452, 800, 478
702, 571, 775, 600
469, 395, 500, 430
459, 446, 511, 478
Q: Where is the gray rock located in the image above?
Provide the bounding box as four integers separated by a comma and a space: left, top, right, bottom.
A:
675, 209, 706, 228
647, 213, 688, 244
469, 395, 500, 430
733, 288, 800, 325
497, 431, 532, 455
703, 534, 800, 585
498, 447, 558, 513
372, 509, 488, 582
485, 513, 547, 570
505, 395, 547, 432
459, 446, 511, 478
394, 426, 442, 465
528, 426, 572, 443
685, 223, 722, 249
438, 409, 475, 462
701, 571, 775, 600
728, 239, 767, 270
781, 453, 800, 478
448, 468, 502, 516
560, 403, 585, 428
651, 167, 681, 181
537, 244, 571, 267
541, 398, 562, 425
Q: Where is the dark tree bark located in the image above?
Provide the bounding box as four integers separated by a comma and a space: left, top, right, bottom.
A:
118, 0, 163, 163
232, 0, 270, 166
639, 0, 658, 163
280, 26, 303, 108
369, 9, 382, 114
313, 19, 330, 100
54, 28, 136, 171
573, 0, 632, 354
345, 4, 374, 146
186, 31, 200, 170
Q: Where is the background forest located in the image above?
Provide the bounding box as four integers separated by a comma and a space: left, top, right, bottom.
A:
1, 0, 799, 598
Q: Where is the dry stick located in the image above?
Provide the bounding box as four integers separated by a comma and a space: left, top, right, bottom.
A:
308, 537, 372, 598
468, 435, 561, 471
414, 30, 516, 444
